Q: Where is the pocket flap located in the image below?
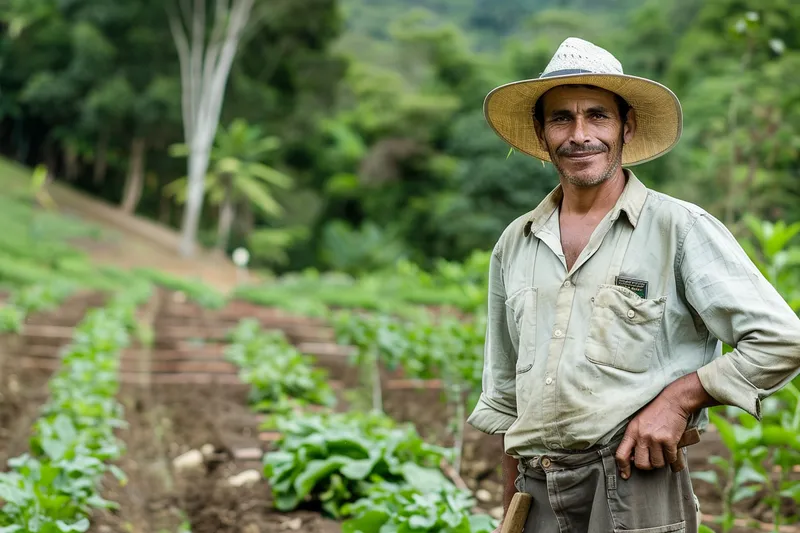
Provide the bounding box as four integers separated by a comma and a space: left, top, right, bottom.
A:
596, 284, 666, 324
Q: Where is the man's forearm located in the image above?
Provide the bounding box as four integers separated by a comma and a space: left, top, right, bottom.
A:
664, 371, 720, 416
500, 436, 519, 513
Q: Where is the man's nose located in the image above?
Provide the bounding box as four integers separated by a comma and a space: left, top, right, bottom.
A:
569, 116, 592, 145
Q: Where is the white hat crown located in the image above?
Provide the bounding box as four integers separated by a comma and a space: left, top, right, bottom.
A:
541, 38, 624, 78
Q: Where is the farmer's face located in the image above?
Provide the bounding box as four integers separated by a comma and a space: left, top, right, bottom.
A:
535, 86, 635, 188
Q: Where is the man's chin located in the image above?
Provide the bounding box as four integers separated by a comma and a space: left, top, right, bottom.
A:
564, 170, 609, 188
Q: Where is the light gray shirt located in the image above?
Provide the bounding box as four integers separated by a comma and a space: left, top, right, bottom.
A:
467, 170, 800, 457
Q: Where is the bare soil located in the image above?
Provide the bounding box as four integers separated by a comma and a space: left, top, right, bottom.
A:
89, 383, 341, 533
0, 335, 53, 468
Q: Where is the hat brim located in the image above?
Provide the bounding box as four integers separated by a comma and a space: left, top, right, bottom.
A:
484, 73, 683, 166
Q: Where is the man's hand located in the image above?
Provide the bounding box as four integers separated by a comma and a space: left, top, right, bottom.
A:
615, 372, 718, 479
614, 393, 689, 479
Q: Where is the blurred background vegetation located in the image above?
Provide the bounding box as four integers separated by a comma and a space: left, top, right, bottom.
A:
0, 0, 797, 275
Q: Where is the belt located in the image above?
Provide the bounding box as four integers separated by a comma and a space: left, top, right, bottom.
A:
519, 433, 626, 471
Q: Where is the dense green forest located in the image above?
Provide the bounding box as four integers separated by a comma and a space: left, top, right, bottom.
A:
0, 0, 797, 272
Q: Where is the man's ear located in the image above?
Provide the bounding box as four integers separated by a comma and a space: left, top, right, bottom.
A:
533, 114, 546, 149
623, 108, 637, 145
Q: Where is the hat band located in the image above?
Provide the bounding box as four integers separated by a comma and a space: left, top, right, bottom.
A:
540, 68, 594, 78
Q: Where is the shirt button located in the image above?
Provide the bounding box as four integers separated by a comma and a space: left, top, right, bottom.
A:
627, 310, 636, 319
554, 329, 563, 338
541, 457, 552, 468
563, 280, 571, 288
545, 377, 553, 385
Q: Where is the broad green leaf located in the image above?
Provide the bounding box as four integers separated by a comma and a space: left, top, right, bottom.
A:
408, 513, 437, 529
468, 514, 497, 533
734, 464, 767, 486
709, 413, 737, 451
294, 457, 348, 499
698, 526, 716, 533
55, 518, 90, 532
731, 484, 761, 503
732, 423, 761, 447
342, 510, 390, 533
690, 471, 719, 487
340, 457, 380, 480
0, 479, 27, 506
52, 413, 78, 443
762, 425, 800, 450
39, 435, 68, 462
401, 463, 451, 493
109, 464, 128, 486
275, 492, 302, 512
779, 484, 800, 502
707, 455, 730, 471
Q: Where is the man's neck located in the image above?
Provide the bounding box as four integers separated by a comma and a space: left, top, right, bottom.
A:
559, 168, 627, 219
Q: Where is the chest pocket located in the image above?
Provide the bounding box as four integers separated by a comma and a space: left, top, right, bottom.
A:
505, 287, 537, 377
585, 285, 666, 373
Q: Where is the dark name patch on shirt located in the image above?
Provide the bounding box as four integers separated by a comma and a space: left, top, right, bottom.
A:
615, 276, 649, 298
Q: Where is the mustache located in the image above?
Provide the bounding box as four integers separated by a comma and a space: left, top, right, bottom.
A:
556, 144, 608, 156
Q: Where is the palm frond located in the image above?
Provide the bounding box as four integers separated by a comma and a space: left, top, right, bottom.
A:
235, 175, 284, 217
248, 163, 294, 188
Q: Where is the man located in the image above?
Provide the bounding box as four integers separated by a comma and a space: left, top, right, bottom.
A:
468, 37, 800, 532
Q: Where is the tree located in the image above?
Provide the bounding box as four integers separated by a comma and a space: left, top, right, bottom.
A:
167, 0, 257, 257
166, 118, 294, 253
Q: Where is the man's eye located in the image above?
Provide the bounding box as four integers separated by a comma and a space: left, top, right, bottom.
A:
553, 116, 569, 122
592, 113, 608, 119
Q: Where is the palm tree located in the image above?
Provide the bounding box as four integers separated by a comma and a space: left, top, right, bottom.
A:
166, 119, 293, 253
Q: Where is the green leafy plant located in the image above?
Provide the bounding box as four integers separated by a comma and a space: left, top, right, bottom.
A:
0, 286, 148, 531
341, 481, 497, 533
225, 319, 336, 417
0, 279, 77, 333
330, 307, 484, 473
740, 214, 800, 311
263, 411, 450, 518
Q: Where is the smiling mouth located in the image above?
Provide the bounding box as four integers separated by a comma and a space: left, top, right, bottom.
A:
564, 152, 600, 160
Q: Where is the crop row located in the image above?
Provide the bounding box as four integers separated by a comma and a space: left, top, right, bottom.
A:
224, 320, 497, 533
0, 285, 151, 532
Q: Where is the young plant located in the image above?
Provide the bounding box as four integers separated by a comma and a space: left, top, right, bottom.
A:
225, 319, 336, 417
341, 480, 497, 533
0, 286, 148, 531
263, 411, 450, 518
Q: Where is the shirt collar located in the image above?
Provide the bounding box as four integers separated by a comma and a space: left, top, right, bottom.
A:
522, 169, 648, 237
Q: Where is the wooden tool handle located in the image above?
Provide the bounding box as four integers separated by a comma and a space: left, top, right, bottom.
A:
499, 492, 532, 533
677, 427, 701, 449
671, 427, 701, 472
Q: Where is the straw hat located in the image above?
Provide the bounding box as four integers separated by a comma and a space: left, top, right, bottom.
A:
484, 37, 683, 166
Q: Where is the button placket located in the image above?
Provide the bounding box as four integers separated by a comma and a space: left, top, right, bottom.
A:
542, 277, 576, 446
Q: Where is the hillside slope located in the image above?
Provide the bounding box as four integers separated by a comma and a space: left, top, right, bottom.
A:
0, 158, 243, 293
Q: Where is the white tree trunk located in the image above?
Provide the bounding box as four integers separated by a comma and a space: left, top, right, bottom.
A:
168, 0, 256, 257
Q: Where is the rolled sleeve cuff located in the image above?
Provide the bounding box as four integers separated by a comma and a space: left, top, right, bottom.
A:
697, 355, 762, 420
467, 393, 517, 434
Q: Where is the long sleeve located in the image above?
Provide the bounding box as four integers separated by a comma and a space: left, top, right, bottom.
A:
682, 214, 800, 420
467, 245, 519, 434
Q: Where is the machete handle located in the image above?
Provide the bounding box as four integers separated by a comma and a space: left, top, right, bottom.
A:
671, 427, 701, 472
499, 492, 532, 533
